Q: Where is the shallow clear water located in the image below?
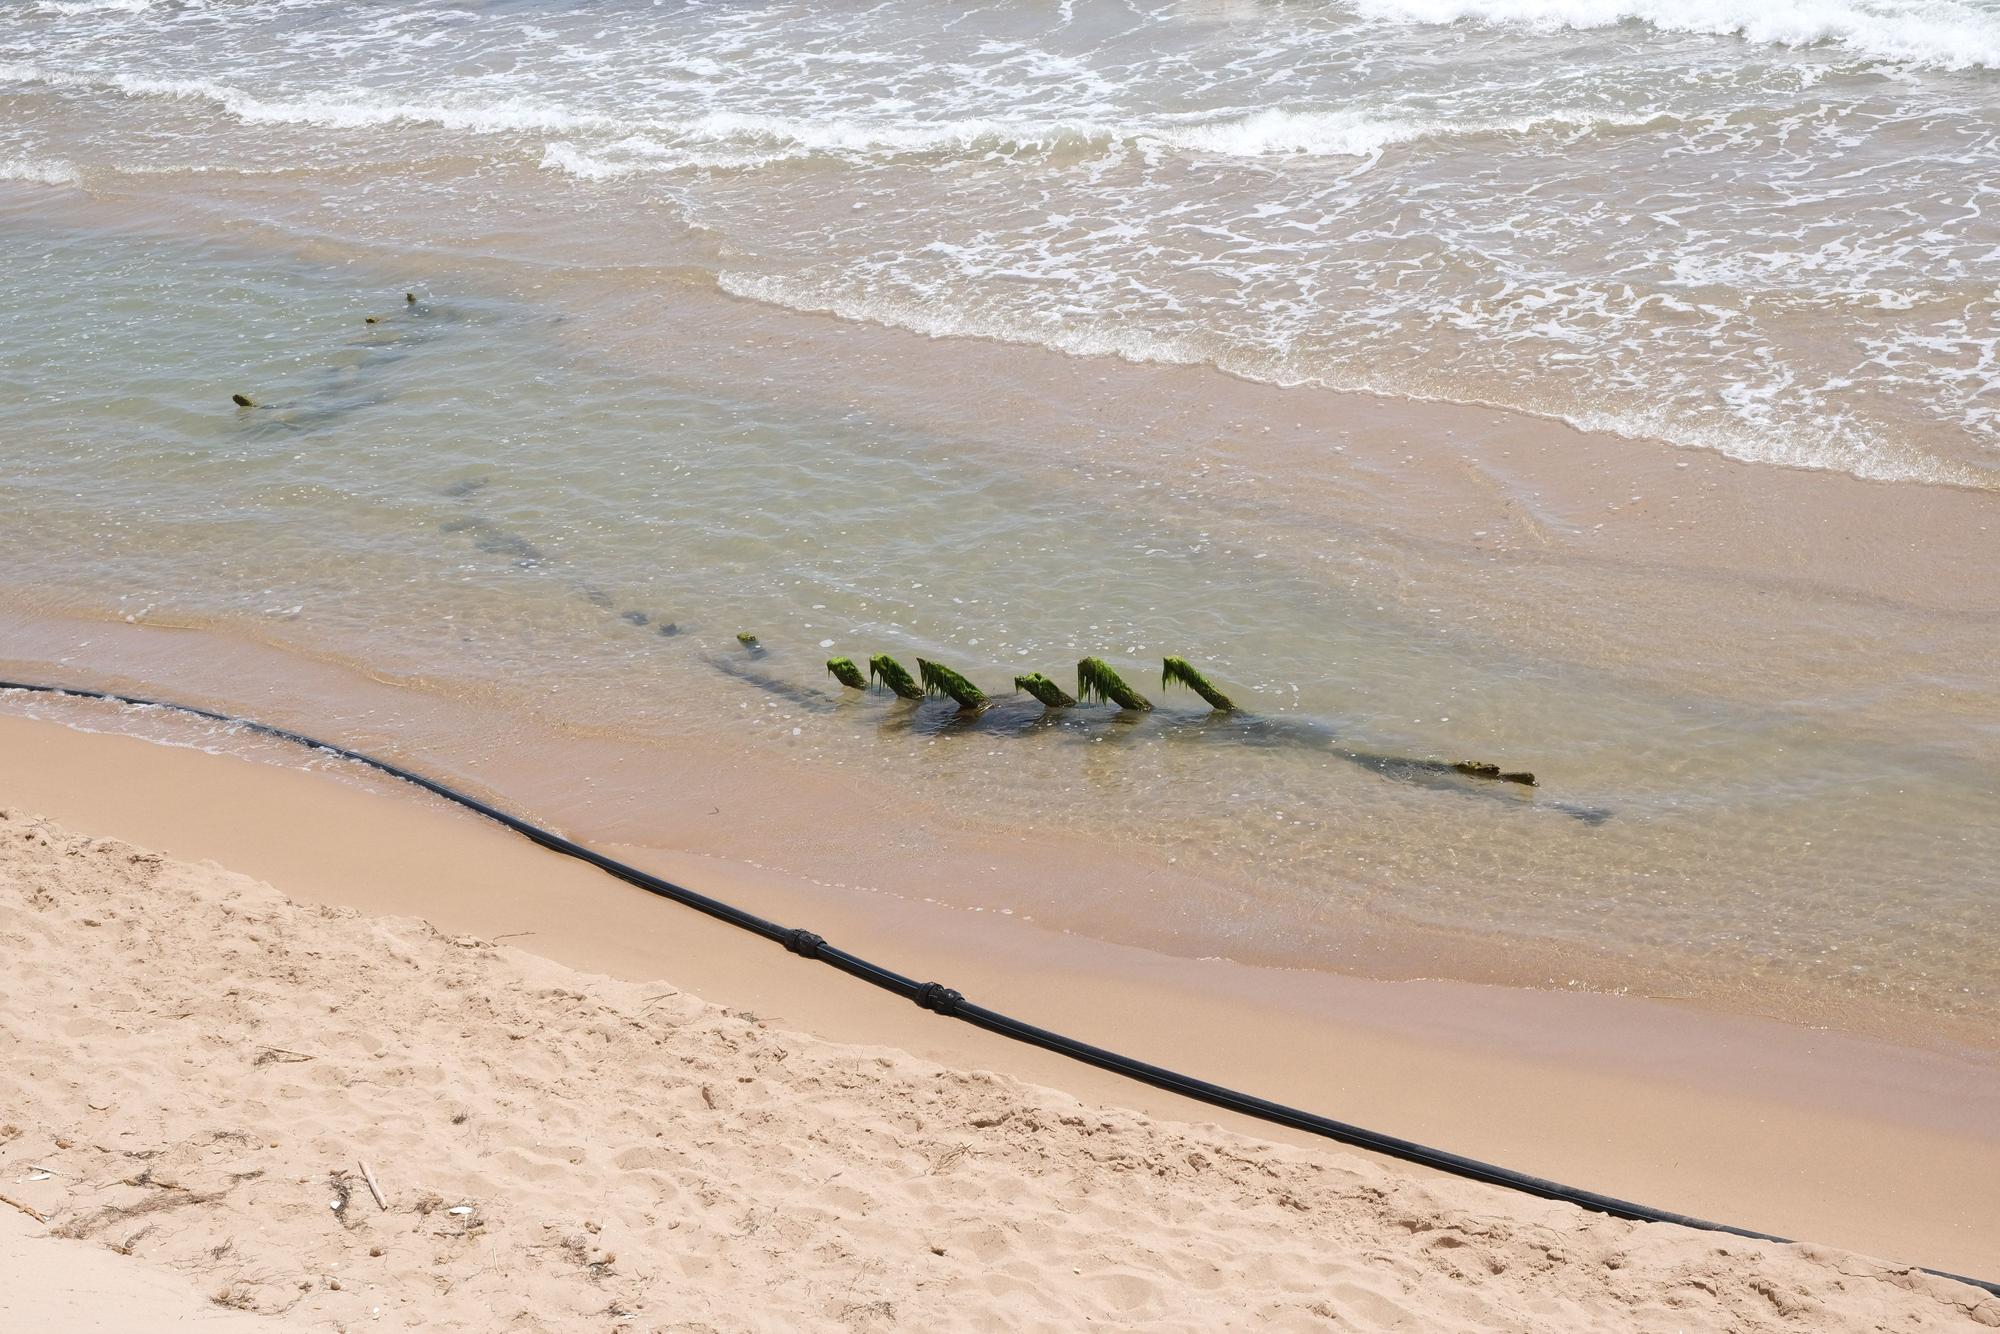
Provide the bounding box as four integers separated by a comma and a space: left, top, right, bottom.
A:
1, 206, 1994, 1029
0, 0, 1996, 1032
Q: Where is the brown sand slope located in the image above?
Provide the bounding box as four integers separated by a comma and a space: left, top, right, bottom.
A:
1, 808, 1993, 1332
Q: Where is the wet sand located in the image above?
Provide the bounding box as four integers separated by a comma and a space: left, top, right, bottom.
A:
2, 705, 1996, 1284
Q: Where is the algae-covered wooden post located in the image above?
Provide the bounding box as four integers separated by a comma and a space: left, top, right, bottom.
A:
1013, 672, 1077, 709
917, 659, 987, 710
1077, 658, 1151, 711
867, 653, 925, 700
231, 393, 255, 407
1161, 657, 1235, 711
736, 632, 760, 648
1452, 760, 1537, 787
825, 656, 868, 690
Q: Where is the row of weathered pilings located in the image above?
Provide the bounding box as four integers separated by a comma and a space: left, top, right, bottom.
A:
812, 647, 1535, 788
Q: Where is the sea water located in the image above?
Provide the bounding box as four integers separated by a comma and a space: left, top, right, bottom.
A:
1, 0, 1995, 1035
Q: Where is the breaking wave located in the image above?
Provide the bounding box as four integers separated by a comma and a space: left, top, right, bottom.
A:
1348, 0, 2000, 70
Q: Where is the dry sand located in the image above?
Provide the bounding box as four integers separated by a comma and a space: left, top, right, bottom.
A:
2, 786, 1997, 1327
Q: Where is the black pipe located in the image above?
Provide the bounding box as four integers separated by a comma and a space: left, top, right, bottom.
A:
3, 678, 1993, 1300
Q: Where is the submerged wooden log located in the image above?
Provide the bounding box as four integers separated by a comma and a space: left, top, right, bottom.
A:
825, 656, 868, 690
1161, 657, 1235, 711
1077, 658, 1152, 711
1452, 760, 1537, 787
867, 653, 925, 700
1012, 672, 1077, 709
918, 659, 987, 710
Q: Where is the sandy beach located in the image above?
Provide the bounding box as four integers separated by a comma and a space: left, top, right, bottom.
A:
3, 707, 1998, 1329
5, 0, 2000, 1325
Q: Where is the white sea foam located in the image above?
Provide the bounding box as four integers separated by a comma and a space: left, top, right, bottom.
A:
6, 0, 1994, 491
719, 270, 1994, 489
0, 156, 80, 186
1145, 107, 1672, 157
1348, 0, 2000, 69
0, 64, 623, 135
538, 106, 1679, 179
34, 0, 156, 14
0, 61, 1667, 168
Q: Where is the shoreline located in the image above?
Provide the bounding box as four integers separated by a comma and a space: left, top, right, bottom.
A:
7, 801, 1994, 1330
4, 600, 1995, 1054
2, 191, 1995, 1055
2, 703, 1996, 1280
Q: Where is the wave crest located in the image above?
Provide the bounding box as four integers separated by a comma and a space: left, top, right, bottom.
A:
1348, 0, 2000, 70
0, 61, 1672, 169
0, 156, 80, 186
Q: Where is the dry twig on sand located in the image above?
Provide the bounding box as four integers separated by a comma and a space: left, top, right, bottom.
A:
358, 1160, 388, 1210
0, 1190, 49, 1223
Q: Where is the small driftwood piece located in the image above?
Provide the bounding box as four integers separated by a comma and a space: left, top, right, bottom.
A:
0, 1190, 48, 1223
253, 1045, 314, 1066
358, 1160, 388, 1211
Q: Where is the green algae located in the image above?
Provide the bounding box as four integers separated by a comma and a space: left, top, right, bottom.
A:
1012, 672, 1077, 709
1161, 656, 1236, 711
918, 658, 988, 710
868, 653, 925, 700
1076, 658, 1151, 711
825, 656, 868, 690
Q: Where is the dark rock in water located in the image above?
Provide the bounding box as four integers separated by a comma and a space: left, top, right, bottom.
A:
657, 622, 680, 637
438, 516, 546, 567
705, 655, 838, 713
231, 393, 255, 407
621, 610, 650, 626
